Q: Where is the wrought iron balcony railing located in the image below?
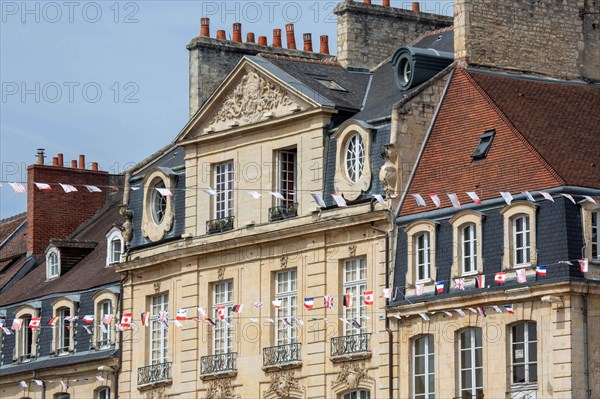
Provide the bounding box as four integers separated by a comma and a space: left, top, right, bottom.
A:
330, 333, 371, 357
268, 203, 299, 222
200, 352, 237, 375
206, 216, 235, 234
263, 342, 301, 368
137, 362, 172, 386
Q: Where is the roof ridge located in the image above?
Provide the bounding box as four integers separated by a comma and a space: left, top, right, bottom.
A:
0, 212, 27, 224
257, 53, 339, 66
459, 67, 566, 185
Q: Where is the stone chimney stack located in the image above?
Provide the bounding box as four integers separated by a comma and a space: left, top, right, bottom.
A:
453, 0, 599, 80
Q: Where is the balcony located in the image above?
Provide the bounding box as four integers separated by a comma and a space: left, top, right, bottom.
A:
137, 362, 172, 390
200, 353, 237, 380
206, 216, 234, 234
330, 333, 371, 362
262, 342, 302, 371
268, 203, 298, 222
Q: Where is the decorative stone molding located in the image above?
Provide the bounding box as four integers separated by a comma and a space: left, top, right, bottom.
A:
204, 377, 240, 399
332, 361, 374, 390
206, 71, 294, 130
379, 143, 398, 198
144, 386, 166, 399
153, 282, 161, 293
280, 255, 288, 269
264, 370, 304, 399
348, 244, 357, 257
218, 267, 225, 280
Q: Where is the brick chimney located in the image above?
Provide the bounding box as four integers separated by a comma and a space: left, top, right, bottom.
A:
454, 0, 599, 80
27, 153, 111, 256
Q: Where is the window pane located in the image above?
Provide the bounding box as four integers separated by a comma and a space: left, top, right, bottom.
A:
513, 365, 525, 383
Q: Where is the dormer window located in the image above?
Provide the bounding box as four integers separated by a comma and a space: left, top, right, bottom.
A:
333, 121, 373, 201
46, 247, 60, 280
471, 130, 495, 160
106, 227, 124, 266
141, 168, 175, 242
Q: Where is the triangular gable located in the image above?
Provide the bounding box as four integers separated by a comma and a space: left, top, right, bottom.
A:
400, 67, 563, 216
176, 57, 322, 143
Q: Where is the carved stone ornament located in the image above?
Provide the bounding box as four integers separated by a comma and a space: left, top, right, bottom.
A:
348, 244, 357, 257
280, 255, 288, 269
208, 71, 294, 128
153, 282, 161, 293
204, 377, 240, 399
379, 143, 398, 198
218, 267, 225, 280
332, 361, 374, 389
264, 370, 304, 398
145, 386, 166, 399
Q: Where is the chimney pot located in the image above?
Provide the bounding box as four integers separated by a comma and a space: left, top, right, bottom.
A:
232, 22, 242, 42
285, 24, 296, 50
412, 2, 420, 11
52, 157, 58, 166
36, 148, 45, 165
258, 36, 268, 46
71, 160, 77, 168
57, 153, 64, 167
246, 32, 255, 43
303, 33, 313, 52
382, 0, 390, 6
79, 154, 85, 169
92, 162, 99, 171
363, 0, 371, 3
273, 29, 282, 47
216, 30, 226, 40
320, 35, 330, 55
200, 18, 210, 37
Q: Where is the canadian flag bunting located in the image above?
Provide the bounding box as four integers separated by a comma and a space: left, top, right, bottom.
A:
120, 313, 132, 328
217, 306, 227, 320
28, 318, 41, 329
495, 272, 507, 284
363, 290, 374, 305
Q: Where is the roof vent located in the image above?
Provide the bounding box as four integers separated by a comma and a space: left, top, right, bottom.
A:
391, 46, 453, 90
471, 130, 496, 160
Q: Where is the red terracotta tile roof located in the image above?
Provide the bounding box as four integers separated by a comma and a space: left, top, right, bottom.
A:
0, 213, 27, 261
401, 67, 600, 215
468, 70, 600, 188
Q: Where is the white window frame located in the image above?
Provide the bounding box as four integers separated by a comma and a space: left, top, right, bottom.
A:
450, 211, 484, 278
413, 335, 435, 399
275, 269, 297, 345
345, 133, 365, 183
405, 221, 437, 288
97, 300, 113, 349
458, 328, 483, 398
461, 223, 477, 275
214, 161, 234, 220
57, 307, 71, 355
14, 306, 38, 361
342, 257, 367, 336
415, 232, 431, 282
46, 246, 60, 280
149, 293, 169, 365
501, 202, 537, 270
213, 281, 233, 355
277, 149, 297, 208
106, 227, 123, 266
96, 387, 110, 399
510, 321, 537, 386
333, 122, 373, 201
512, 215, 531, 267
341, 390, 371, 399
593, 211, 599, 261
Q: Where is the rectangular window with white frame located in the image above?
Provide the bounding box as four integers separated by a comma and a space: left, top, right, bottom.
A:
57, 307, 71, 354
413, 335, 435, 399
275, 269, 297, 345
97, 300, 113, 348
461, 223, 477, 275
150, 293, 168, 365
277, 149, 297, 208
213, 280, 234, 355
214, 161, 234, 220
415, 233, 431, 282
459, 328, 483, 398
343, 257, 367, 336
592, 211, 598, 261
513, 215, 531, 267
511, 322, 537, 386
19, 316, 33, 360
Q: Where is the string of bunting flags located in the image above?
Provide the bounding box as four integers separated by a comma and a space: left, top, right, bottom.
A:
0, 181, 388, 208
15, 375, 110, 392
0, 256, 590, 339
410, 190, 596, 207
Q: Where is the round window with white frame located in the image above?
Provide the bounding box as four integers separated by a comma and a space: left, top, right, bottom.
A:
345, 133, 365, 183
142, 169, 175, 242
334, 120, 373, 201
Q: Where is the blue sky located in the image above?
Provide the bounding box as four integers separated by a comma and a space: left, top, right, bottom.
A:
0, 0, 452, 219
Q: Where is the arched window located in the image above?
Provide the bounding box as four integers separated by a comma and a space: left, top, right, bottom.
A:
106, 227, 123, 266
46, 247, 60, 279
96, 387, 110, 399
458, 328, 483, 398
450, 211, 484, 278
341, 390, 370, 399
501, 202, 537, 269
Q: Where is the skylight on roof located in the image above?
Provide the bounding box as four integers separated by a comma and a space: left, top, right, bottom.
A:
471, 130, 496, 160
315, 78, 347, 92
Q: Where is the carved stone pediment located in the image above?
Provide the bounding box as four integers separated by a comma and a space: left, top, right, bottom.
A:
332, 361, 374, 390
201, 68, 307, 134
204, 377, 240, 399
264, 370, 304, 399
